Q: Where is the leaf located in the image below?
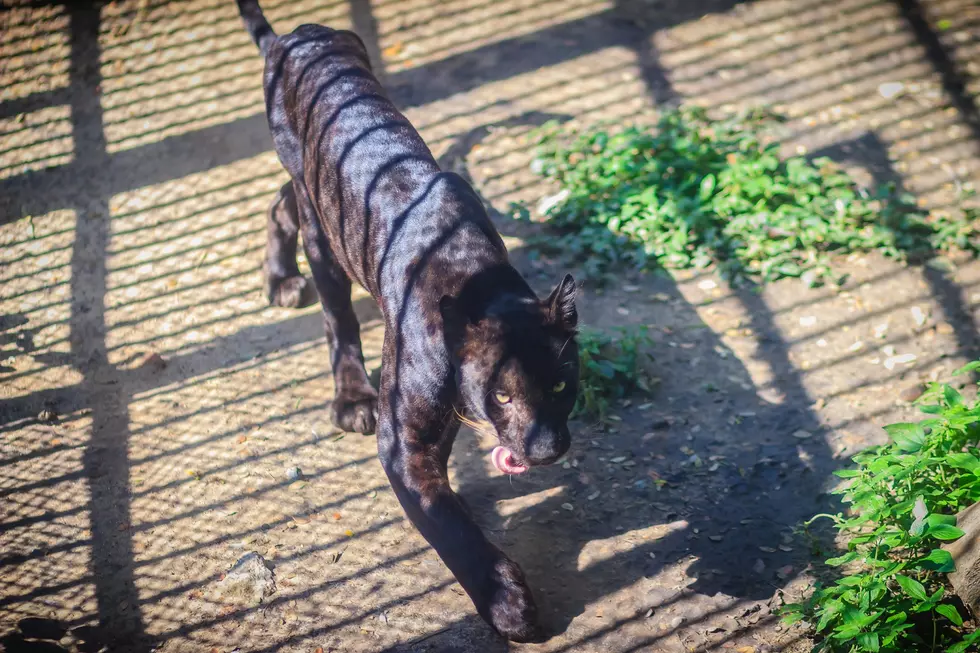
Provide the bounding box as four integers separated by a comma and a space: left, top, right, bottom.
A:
857, 632, 881, 652
943, 384, 964, 407
926, 524, 965, 541
895, 575, 928, 601
917, 549, 955, 572
826, 551, 860, 567
946, 452, 980, 474
883, 423, 926, 452
936, 603, 963, 626
699, 174, 717, 200
953, 360, 980, 376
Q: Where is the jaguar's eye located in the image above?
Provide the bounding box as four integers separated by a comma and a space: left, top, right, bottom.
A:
493, 391, 512, 405
552, 381, 567, 393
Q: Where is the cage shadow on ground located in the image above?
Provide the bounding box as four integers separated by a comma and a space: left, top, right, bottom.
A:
1, 0, 979, 651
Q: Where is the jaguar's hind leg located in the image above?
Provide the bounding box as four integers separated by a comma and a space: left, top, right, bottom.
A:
264, 181, 317, 308
292, 182, 378, 435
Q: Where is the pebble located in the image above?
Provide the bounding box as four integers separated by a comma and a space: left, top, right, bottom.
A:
878, 81, 904, 98
38, 408, 57, 423
798, 315, 817, 327
899, 384, 926, 402
286, 467, 302, 481
215, 552, 276, 605
911, 306, 928, 327
139, 352, 167, 371
561, 503, 574, 511
884, 353, 917, 370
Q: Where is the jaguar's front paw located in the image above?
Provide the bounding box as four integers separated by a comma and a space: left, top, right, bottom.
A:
483, 558, 546, 643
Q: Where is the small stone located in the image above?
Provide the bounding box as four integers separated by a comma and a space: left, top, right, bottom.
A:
884, 353, 917, 370
709, 535, 723, 542
777, 565, 794, 579
698, 279, 717, 290
215, 552, 276, 605
536, 189, 569, 215
139, 352, 167, 371
670, 616, 686, 628
38, 408, 57, 423
911, 306, 928, 327
799, 315, 817, 327
874, 323, 889, 338
878, 81, 904, 98
561, 503, 574, 511
752, 559, 766, 574
791, 429, 812, 439
587, 491, 601, 501
899, 384, 926, 402
286, 467, 302, 481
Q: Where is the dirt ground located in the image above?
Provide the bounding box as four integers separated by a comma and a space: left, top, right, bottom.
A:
2, 0, 980, 651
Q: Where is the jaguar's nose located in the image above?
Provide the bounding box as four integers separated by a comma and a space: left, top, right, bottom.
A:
523, 423, 570, 465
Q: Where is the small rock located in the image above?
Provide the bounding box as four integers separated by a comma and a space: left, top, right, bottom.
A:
776, 565, 794, 580
798, 315, 817, 327
286, 467, 302, 481
791, 429, 812, 440
139, 352, 167, 371
709, 535, 723, 542
911, 306, 928, 327
884, 353, 917, 370
873, 323, 889, 339
38, 408, 57, 423
669, 616, 686, 628
561, 503, 574, 511
752, 559, 766, 574
878, 81, 904, 99
215, 552, 276, 605
899, 384, 926, 402
536, 189, 569, 215
698, 279, 717, 290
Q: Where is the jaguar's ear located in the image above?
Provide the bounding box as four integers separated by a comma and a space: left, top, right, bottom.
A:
440, 295, 468, 348
546, 274, 577, 330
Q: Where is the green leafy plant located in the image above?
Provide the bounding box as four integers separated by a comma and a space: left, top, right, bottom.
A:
781, 361, 980, 652
525, 106, 978, 285
574, 326, 653, 420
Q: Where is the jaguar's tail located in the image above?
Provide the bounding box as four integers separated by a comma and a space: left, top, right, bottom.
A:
236, 0, 276, 56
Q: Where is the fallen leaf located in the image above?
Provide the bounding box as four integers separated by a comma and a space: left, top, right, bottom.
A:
382, 42, 404, 57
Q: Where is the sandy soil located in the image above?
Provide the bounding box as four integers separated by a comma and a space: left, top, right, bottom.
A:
1, 0, 979, 651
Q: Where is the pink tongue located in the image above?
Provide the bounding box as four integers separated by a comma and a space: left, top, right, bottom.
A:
491, 446, 529, 475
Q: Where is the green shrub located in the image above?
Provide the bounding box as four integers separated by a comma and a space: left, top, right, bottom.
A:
574, 326, 653, 421
781, 361, 980, 652
525, 106, 978, 285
